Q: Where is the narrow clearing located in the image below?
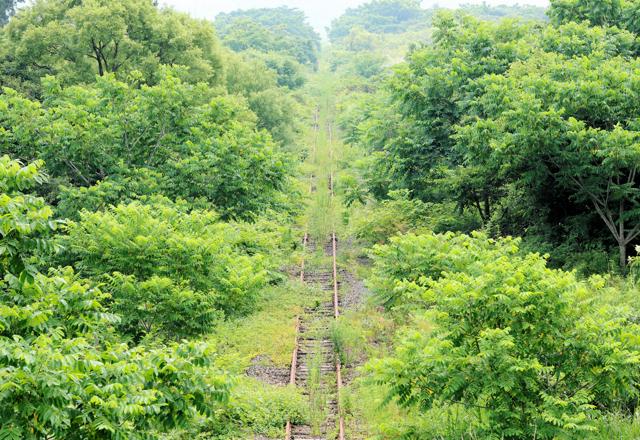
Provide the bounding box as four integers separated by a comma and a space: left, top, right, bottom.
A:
287, 76, 349, 439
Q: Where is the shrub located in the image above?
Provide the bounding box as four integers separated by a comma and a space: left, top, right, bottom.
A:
368, 231, 519, 309
105, 274, 222, 341
208, 380, 308, 438
369, 231, 640, 438
0, 156, 232, 439
54, 202, 272, 339
351, 190, 431, 246
0, 156, 60, 279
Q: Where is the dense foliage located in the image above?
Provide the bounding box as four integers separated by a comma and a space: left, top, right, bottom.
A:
0, 157, 232, 439
5, 0, 640, 437
369, 232, 640, 438
340, 1, 640, 271
0, 70, 291, 219
214, 7, 321, 68
0, 0, 224, 97
549, 0, 640, 34
328, 0, 428, 41
53, 201, 283, 339
0, 1, 313, 437
328, 2, 640, 437
0, 0, 304, 148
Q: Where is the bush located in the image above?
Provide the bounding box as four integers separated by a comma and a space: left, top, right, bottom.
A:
368, 231, 519, 309
351, 190, 431, 246
0, 156, 60, 278
207, 380, 308, 438
105, 274, 222, 341
369, 231, 640, 438
54, 201, 273, 339
0, 272, 231, 439
56, 168, 163, 221
0, 156, 232, 439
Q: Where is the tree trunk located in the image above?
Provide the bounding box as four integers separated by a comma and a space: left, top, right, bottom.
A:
619, 240, 627, 273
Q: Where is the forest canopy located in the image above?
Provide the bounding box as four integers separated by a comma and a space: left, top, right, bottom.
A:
339, 0, 640, 273
0, 2, 306, 437
214, 7, 321, 68
328, 0, 428, 41
0, 0, 225, 96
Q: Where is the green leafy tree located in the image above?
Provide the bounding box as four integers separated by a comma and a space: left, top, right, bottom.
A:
223, 51, 301, 144
369, 232, 640, 438
0, 156, 231, 439
352, 7, 640, 270
457, 53, 640, 270
549, 0, 640, 35
0, 156, 58, 279
54, 201, 273, 338
259, 51, 306, 89
0, 70, 292, 219
374, 13, 535, 204
215, 7, 320, 67
0, 0, 224, 96
328, 0, 426, 41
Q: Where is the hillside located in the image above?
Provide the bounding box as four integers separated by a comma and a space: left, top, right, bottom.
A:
2, 1, 640, 439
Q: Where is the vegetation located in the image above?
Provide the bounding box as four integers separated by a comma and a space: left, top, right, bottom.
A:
0, 0, 21, 25
0, 2, 306, 437
3, 0, 640, 438
328, 0, 640, 438
369, 232, 640, 437
214, 7, 321, 68
339, 1, 640, 273
0, 156, 232, 438
328, 0, 428, 41
1, 70, 292, 219
0, 0, 224, 96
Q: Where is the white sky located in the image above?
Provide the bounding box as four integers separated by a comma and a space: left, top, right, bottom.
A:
162, 0, 550, 35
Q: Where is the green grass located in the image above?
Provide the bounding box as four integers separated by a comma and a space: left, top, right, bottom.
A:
211, 281, 315, 373
592, 414, 640, 439
308, 343, 329, 436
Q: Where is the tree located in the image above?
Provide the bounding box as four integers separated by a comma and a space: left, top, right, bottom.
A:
0, 156, 57, 279
0, 0, 22, 25
369, 232, 640, 438
375, 13, 536, 204
328, 0, 426, 41
214, 7, 321, 67
0, 156, 231, 439
55, 201, 272, 334
457, 53, 640, 270
224, 51, 302, 144
549, 0, 640, 35
0, 0, 224, 96
0, 70, 292, 219
353, 7, 640, 270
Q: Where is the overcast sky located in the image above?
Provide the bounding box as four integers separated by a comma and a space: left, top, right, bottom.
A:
161, 0, 550, 35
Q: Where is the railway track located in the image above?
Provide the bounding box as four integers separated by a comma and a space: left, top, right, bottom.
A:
286, 234, 344, 440
286, 105, 345, 440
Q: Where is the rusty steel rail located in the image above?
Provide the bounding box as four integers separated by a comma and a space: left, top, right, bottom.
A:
286, 232, 308, 440
330, 167, 345, 439
332, 230, 345, 440
285, 315, 301, 439
299, 232, 308, 283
